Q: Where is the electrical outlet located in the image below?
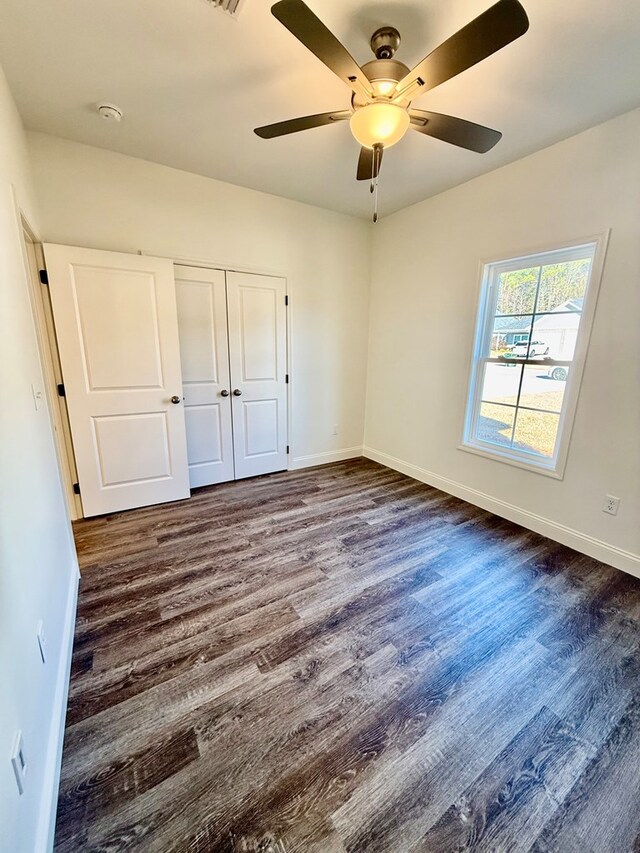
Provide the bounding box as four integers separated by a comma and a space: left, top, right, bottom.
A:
36, 620, 46, 664
603, 495, 620, 516
332, 424, 339, 435
11, 731, 26, 795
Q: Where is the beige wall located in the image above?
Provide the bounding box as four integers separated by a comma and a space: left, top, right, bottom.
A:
27, 133, 372, 467
0, 69, 78, 852
364, 108, 640, 574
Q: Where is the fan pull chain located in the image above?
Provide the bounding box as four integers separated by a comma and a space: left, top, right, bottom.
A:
373, 173, 379, 223
372, 143, 382, 223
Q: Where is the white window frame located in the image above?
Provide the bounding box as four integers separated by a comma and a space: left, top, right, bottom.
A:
460, 232, 610, 479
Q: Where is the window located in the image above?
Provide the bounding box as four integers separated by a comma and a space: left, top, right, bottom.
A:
462, 235, 608, 477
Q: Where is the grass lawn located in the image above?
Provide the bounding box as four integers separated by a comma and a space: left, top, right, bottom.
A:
478, 402, 559, 457
517, 389, 563, 412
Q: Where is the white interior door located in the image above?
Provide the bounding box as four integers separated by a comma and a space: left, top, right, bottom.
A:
44, 244, 190, 517
174, 265, 234, 488
226, 271, 288, 479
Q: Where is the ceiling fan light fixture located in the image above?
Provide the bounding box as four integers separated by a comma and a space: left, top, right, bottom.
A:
349, 103, 410, 150
371, 78, 397, 98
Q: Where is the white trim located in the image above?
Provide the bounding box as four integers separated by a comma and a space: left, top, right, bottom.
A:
140, 249, 288, 281
290, 447, 363, 470
475, 231, 612, 269
285, 280, 292, 481
363, 446, 640, 580
461, 231, 610, 479
458, 442, 563, 479
35, 567, 79, 853
12, 188, 82, 520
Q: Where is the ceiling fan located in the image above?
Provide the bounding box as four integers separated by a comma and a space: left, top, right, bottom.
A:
255, 0, 529, 218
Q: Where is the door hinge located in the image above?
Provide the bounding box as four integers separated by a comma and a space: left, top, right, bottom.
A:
73, 483, 81, 495
284, 294, 289, 306
39, 269, 49, 285
57, 383, 65, 397
285, 373, 289, 384
286, 445, 290, 454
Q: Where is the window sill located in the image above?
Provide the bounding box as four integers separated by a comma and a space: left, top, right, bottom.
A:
458, 442, 565, 480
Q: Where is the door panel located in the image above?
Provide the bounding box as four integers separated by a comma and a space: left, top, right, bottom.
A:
44, 244, 190, 516
92, 412, 171, 485
238, 287, 278, 380
174, 266, 234, 487
227, 272, 287, 479
243, 399, 280, 456
74, 268, 164, 390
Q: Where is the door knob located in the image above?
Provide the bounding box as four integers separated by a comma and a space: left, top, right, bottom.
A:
170, 395, 181, 404
220, 389, 230, 397
233, 389, 242, 396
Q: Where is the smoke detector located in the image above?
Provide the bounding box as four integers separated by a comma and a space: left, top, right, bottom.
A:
96, 103, 123, 122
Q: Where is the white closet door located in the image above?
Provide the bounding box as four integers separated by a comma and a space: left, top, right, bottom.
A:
44, 244, 190, 517
174, 265, 234, 488
226, 272, 288, 479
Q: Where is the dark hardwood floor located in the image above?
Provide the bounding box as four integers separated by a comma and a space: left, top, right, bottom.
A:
54, 459, 640, 852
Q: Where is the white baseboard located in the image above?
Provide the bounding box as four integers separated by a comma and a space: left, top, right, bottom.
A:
35, 566, 79, 853
290, 446, 363, 470
363, 446, 640, 580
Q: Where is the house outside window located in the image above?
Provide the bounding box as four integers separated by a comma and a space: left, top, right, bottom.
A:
461, 234, 609, 477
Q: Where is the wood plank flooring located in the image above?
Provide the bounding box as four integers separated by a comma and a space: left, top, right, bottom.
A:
54, 459, 640, 852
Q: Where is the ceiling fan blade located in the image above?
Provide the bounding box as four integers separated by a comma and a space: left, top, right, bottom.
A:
357, 146, 383, 181
255, 110, 350, 139
397, 0, 529, 96
271, 0, 373, 96
410, 110, 502, 153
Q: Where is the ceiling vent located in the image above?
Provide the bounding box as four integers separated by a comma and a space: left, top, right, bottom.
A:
205, 0, 245, 17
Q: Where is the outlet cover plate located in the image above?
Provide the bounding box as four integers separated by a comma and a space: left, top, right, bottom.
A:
603, 495, 620, 515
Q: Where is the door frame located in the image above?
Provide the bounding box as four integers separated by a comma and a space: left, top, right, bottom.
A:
142, 252, 292, 471
14, 195, 82, 519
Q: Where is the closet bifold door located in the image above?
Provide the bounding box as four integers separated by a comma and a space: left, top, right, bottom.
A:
44, 244, 190, 517
174, 265, 235, 488
226, 271, 288, 479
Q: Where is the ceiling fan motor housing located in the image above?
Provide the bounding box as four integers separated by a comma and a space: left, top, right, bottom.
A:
353, 59, 411, 109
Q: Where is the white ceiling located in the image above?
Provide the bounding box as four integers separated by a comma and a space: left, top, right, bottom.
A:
1, 0, 639, 219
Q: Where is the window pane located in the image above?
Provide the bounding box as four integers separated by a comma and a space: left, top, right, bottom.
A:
512, 409, 560, 458
530, 258, 590, 361
477, 403, 515, 448
496, 268, 540, 315
536, 258, 591, 313
481, 362, 522, 405
518, 365, 569, 412
531, 310, 581, 361
490, 315, 532, 357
